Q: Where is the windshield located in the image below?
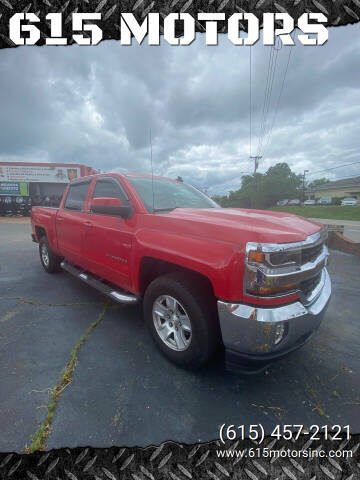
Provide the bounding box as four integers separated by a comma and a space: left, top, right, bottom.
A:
128, 177, 220, 213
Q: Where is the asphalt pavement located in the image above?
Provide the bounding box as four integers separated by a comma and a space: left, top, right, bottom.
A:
0, 220, 359, 453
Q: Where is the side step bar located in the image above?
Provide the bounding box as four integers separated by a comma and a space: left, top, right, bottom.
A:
60, 261, 139, 305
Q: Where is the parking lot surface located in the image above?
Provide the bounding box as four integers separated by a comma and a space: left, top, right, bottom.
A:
310, 218, 360, 242
0, 220, 359, 452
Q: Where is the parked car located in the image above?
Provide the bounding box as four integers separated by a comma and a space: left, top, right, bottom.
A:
341, 197, 358, 206
277, 199, 288, 206
288, 199, 301, 205
317, 197, 332, 205
303, 199, 316, 205
31, 173, 331, 374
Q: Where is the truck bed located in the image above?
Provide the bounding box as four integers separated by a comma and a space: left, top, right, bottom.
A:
31, 206, 59, 249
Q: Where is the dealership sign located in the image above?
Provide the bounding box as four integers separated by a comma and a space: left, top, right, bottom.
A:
0, 165, 80, 183
0, 182, 29, 196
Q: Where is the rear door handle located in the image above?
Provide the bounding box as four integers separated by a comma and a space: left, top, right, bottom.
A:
84, 221, 93, 228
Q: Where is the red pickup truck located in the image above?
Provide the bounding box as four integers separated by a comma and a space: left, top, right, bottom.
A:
31, 173, 331, 373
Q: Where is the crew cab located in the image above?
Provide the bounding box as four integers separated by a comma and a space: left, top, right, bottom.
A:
31, 173, 331, 373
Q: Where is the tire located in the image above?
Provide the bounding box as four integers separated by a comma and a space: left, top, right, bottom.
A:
39, 236, 62, 273
143, 272, 220, 369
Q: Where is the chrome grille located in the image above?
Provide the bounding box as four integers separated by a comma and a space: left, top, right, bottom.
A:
301, 242, 324, 265
300, 271, 322, 298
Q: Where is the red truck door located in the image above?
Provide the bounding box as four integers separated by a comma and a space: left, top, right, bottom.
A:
82, 177, 134, 291
56, 179, 92, 266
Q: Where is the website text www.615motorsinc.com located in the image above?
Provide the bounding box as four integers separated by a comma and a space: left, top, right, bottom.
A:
216, 447, 353, 460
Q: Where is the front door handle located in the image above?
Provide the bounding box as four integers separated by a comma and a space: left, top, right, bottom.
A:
84, 221, 93, 228
56, 217, 63, 223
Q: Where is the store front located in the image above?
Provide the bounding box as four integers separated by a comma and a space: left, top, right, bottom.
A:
0, 162, 97, 215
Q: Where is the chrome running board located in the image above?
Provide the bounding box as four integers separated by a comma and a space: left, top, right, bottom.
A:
60, 261, 138, 305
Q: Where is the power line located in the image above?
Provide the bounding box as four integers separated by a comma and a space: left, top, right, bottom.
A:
321, 173, 360, 181
257, 49, 275, 155
249, 47, 262, 175
256, 46, 275, 156
307, 160, 360, 176
308, 173, 360, 185
257, 39, 281, 157
263, 41, 294, 156
332, 173, 360, 180
263, 44, 280, 135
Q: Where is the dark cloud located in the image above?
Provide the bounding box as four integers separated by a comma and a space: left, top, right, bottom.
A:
0, 24, 360, 195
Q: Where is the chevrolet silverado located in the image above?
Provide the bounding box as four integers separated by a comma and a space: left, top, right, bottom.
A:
31, 173, 331, 373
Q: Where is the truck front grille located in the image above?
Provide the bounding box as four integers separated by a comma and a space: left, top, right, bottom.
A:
300, 271, 322, 298
302, 243, 324, 265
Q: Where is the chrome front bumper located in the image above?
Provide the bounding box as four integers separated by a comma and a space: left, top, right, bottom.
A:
218, 268, 331, 369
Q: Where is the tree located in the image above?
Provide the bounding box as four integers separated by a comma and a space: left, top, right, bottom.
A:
212, 162, 302, 209
308, 177, 329, 188
266, 163, 292, 177
266, 163, 302, 190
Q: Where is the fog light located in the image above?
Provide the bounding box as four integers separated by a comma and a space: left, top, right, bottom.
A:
274, 323, 286, 345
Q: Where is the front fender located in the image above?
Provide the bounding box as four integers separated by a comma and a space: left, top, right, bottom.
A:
132, 228, 242, 299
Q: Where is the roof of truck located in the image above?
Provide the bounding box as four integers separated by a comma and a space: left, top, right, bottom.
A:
71, 172, 180, 183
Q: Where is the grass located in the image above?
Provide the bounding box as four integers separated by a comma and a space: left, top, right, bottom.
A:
25, 305, 108, 453
270, 205, 360, 221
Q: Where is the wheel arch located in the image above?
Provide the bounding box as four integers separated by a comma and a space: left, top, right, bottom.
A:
139, 257, 216, 301
35, 225, 47, 241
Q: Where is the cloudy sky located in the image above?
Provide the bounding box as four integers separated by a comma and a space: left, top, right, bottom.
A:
1, 24, 360, 195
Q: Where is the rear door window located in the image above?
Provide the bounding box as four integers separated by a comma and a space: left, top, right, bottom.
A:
64, 181, 90, 211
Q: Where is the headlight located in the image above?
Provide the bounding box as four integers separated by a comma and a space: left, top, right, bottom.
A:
244, 266, 300, 296
244, 231, 327, 299
245, 244, 302, 297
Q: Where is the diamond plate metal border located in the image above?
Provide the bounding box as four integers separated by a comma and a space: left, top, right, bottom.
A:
0, 436, 359, 479
0, 0, 360, 49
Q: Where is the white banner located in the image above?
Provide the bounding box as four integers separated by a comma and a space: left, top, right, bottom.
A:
0, 165, 81, 183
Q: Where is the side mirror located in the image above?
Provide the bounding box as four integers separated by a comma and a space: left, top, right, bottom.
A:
91, 197, 133, 219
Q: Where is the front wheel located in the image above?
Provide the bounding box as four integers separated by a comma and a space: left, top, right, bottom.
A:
143, 272, 220, 369
39, 236, 62, 273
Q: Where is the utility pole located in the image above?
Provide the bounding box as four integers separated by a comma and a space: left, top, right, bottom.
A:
250, 155, 262, 175
250, 156, 262, 204
302, 169, 309, 202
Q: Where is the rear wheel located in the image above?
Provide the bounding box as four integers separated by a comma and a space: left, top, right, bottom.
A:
39, 236, 62, 273
144, 272, 220, 369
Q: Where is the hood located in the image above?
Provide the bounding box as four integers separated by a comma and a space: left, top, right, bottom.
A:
163, 207, 323, 245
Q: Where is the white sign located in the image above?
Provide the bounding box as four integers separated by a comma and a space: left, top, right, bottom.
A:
0, 165, 81, 183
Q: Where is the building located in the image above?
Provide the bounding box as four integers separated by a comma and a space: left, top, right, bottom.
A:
0, 162, 98, 206
307, 176, 360, 201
